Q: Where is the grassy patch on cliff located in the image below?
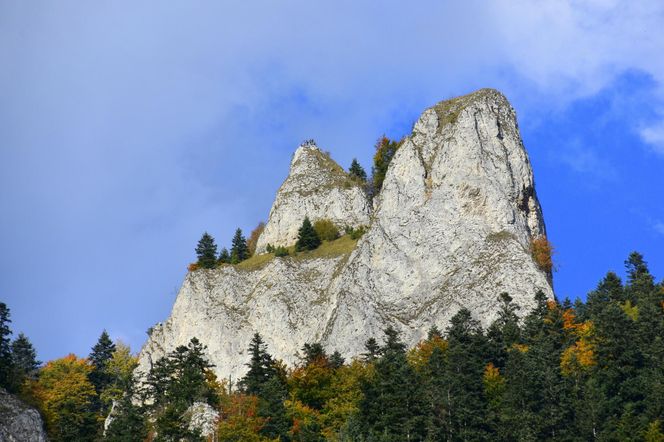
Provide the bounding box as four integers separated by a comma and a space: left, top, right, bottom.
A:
234, 234, 359, 271
235, 252, 275, 271
293, 234, 358, 260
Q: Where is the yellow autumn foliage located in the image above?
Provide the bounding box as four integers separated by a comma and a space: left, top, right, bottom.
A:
407, 335, 448, 371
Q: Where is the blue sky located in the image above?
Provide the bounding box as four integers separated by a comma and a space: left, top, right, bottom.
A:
1, 1, 663, 362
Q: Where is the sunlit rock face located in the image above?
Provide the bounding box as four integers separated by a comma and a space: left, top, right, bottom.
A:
138, 89, 552, 381
0, 388, 48, 442
255, 141, 371, 254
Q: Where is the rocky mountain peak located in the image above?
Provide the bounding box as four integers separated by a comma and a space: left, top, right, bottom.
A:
138, 89, 553, 381
255, 140, 371, 253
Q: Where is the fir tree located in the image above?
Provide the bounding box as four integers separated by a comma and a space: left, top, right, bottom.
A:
295, 217, 321, 251
0, 302, 13, 390
230, 228, 249, 264
442, 309, 491, 440
218, 247, 230, 264
195, 232, 218, 269
89, 330, 116, 394
348, 158, 367, 182
11, 332, 40, 384
362, 337, 380, 362
240, 333, 275, 395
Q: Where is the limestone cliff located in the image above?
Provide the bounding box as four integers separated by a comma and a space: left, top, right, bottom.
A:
0, 388, 48, 442
138, 89, 553, 381
255, 141, 371, 253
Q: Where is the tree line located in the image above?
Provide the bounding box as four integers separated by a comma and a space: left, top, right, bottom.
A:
104, 251, 663, 441
3, 251, 662, 440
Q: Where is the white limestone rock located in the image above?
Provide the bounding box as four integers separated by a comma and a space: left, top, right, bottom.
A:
186, 402, 219, 439
255, 141, 371, 253
0, 388, 48, 442
137, 89, 553, 381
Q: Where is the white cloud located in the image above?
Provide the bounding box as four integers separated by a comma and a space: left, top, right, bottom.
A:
654, 221, 664, 236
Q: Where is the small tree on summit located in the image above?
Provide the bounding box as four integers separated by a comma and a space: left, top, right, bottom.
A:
296, 217, 321, 251
195, 232, 218, 269
230, 228, 249, 264
349, 158, 367, 182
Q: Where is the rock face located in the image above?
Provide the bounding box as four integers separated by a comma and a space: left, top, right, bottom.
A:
0, 388, 48, 442
138, 89, 553, 381
255, 141, 371, 253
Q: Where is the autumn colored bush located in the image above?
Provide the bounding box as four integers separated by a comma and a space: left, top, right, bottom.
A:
531, 235, 554, 274
247, 221, 266, 257
187, 262, 199, 272
313, 219, 339, 242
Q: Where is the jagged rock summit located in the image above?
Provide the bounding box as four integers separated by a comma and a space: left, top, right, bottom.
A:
255, 140, 371, 253
138, 88, 553, 381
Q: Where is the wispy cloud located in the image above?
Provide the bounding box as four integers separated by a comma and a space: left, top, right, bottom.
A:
654, 221, 664, 236
556, 139, 618, 181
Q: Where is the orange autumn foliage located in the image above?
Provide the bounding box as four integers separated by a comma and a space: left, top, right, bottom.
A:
217, 393, 268, 441
407, 335, 448, 371
531, 235, 554, 274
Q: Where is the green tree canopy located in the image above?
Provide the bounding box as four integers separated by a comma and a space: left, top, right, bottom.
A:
348, 158, 367, 182
230, 228, 249, 264
195, 232, 218, 269
295, 216, 321, 251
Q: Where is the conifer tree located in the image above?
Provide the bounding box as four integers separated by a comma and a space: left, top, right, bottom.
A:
362, 338, 380, 362
348, 158, 367, 182
0, 302, 13, 390
442, 309, 491, 440
195, 232, 218, 269
11, 332, 40, 383
230, 228, 249, 264
89, 330, 116, 395
218, 247, 230, 264
295, 217, 321, 251
240, 333, 275, 395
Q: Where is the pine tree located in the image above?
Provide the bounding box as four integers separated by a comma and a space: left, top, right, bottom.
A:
230, 228, 249, 264
89, 330, 116, 395
195, 232, 218, 269
11, 332, 40, 384
218, 247, 230, 264
295, 217, 321, 251
362, 338, 380, 362
0, 302, 13, 390
348, 158, 367, 182
441, 309, 491, 441
240, 333, 275, 395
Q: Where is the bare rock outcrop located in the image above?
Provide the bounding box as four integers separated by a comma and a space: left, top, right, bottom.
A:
255, 141, 371, 253
0, 388, 48, 442
138, 89, 553, 381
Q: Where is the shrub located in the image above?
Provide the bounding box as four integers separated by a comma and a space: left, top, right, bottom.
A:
246, 222, 266, 257
187, 262, 199, 272
372, 136, 401, 194
274, 246, 289, 257
531, 236, 554, 274
266, 244, 274, 253
345, 225, 368, 240
313, 219, 339, 241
